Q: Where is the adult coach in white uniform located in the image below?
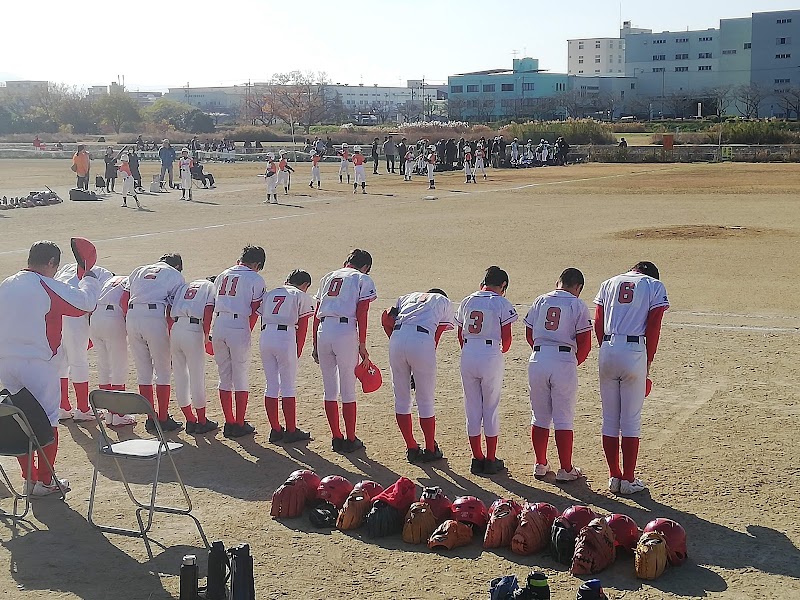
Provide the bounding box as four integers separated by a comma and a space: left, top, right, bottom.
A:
382, 289, 453, 463
212, 246, 266, 439
525, 268, 592, 483
594, 261, 669, 495
312, 249, 376, 454
122, 253, 185, 433
455, 266, 518, 476
170, 276, 217, 434
259, 270, 314, 444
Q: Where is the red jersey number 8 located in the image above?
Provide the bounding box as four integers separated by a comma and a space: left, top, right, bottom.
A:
617, 282, 635, 304
468, 310, 484, 334
544, 307, 561, 331
328, 277, 343, 297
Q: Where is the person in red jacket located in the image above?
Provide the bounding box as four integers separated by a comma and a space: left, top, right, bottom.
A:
524, 268, 592, 483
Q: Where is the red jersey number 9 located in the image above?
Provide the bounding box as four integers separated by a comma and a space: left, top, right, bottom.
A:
467, 310, 484, 334
328, 277, 343, 297
544, 307, 561, 331
617, 282, 635, 304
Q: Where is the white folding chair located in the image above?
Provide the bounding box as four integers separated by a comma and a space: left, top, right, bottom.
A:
87, 389, 209, 557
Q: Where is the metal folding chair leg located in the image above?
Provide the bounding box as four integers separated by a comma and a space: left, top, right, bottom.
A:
0, 451, 31, 521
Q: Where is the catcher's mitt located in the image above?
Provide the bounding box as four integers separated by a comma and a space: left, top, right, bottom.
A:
428, 519, 474, 550
483, 499, 522, 549
550, 516, 578, 565
308, 500, 338, 528
419, 486, 452, 522
365, 500, 404, 538
402, 502, 438, 544
270, 478, 309, 519
336, 491, 371, 530
511, 504, 553, 556
570, 518, 617, 575
635, 531, 668, 580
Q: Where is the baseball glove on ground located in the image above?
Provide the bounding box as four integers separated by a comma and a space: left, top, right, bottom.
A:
511, 504, 555, 556
336, 491, 371, 530
402, 502, 438, 544
570, 518, 617, 575
270, 478, 309, 519
483, 499, 522, 549
550, 516, 578, 565
365, 500, 404, 538
428, 519, 474, 550
635, 531, 669, 580
308, 499, 338, 528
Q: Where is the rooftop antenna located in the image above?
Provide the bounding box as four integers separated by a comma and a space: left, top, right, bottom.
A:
512, 49, 519, 59
619, 0, 622, 29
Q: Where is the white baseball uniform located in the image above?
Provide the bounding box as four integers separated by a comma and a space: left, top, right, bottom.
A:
89, 275, 129, 387
125, 261, 185, 386
170, 279, 215, 409
455, 291, 517, 437
212, 265, 265, 391
464, 151, 473, 179
388, 292, 453, 418
404, 151, 414, 181
525, 290, 592, 430
310, 155, 321, 185
475, 149, 487, 177
594, 271, 669, 437
265, 161, 279, 197
353, 154, 367, 185
179, 156, 192, 190
315, 267, 377, 403
338, 150, 351, 178
259, 285, 314, 398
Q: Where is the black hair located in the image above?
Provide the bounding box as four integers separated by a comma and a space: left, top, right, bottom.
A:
240, 245, 266, 270
632, 261, 660, 280
483, 266, 509, 289
160, 253, 183, 272
28, 241, 60, 268
286, 269, 312, 287
427, 288, 448, 298
558, 268, 584, 288
346, 249, 372, 270
206, 275, 216, 283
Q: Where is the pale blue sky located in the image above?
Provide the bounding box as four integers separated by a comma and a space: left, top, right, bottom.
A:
1, 0, 797, 90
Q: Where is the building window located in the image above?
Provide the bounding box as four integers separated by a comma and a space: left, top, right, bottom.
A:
653, 39, 666, 44
556, 83, 566, 91
578, 70, 584, 74
466, 84, 478, 93
775, 78, 791, 84
609, 40, 614, 48
722, 49, 737, 55
777, 18, 792, 24
578, 42, 584, 49
653, 55, 666, 61
744, 42, 752, 49
676, 38, 689, 43
595, 41, 601, 48
676, 53, 689, 59
777, 37, 791, 45
595, 58, 601, 63
522, 82, 535, 91
595, 69, 601, 73
698, 65, 712, 71
450, 85, 463, 93
675, 66, 688, 72
500, 99, 515, 108
501, 83, 514, 91
578, 54, 584, 59
699, 36, 713, 42
578, 59, 584, 64
653, 67, 665, 72
776, 53, 792, 59
631, 83, 636, 89
699, 52, 713, 59
482, 84, 495, 92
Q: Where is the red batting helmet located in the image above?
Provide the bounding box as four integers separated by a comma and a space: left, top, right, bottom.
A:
316, 475, 354, 509
530, 502, 559, 528
452, 496, 488, 529
288, 469, 321, 491
352, 480, 384, 500
561, 505, 598, 532
489, 498, 523, 519
419, 486, 453, 522
70, 237, 97, 279
644, 518, 687, 565
354, 359, 383, 393
605, 514, 641, 551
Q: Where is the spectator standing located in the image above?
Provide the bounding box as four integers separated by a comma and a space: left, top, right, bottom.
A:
397, 138, 408, 176
371, 137, 380, 175
158, 139, 177, 189
72, 145, 90, 190
127, 146, 143, 192
315, 137, 326, 156
383, 135, 397, 173
103, 147, 118, 193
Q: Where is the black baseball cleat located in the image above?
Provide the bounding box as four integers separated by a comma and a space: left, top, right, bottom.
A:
482, 458, 506, 475
159, 415, 183, 432
185, 420, 197, 434
332, 437, 346, 453
406, 446, 422, 464
223, 422, 237, 438
470, 458, 485, 474
227, 422, 255, 438
193, 419, 219, 434
283, 428, 312, 443
342, 437, 365, 453
145, 418, 156, 434
420, 444, 444, 463
268, 427, 284, 443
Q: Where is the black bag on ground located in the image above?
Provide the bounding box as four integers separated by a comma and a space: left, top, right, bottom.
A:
0, 388, 55, 452
69, 188, 100, 201
204, 540, 229, 600
227, 544, 255, 600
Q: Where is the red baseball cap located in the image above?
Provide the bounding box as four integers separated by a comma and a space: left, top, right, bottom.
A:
354, 359, 382, 393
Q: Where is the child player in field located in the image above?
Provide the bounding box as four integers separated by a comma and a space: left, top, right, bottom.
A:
309, 150, 321, 189
404, 147, 415, 181
338, 143, 351, 184
118, 153, 142, 208
179, 148, 193, 201
352, 146, 367, 194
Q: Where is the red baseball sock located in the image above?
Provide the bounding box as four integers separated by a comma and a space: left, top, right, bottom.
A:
532, 425, 550, 465
139, 384, 154, 409
156, 384, 171, 421
281, 397, 297, 433
324, 401, 343, 438
485, 435, 498, 461
264, 396, 280, 430
342, 402, 357, 441
60, 378, 71, 411
554, 429, 574, 472
113, 384, 126, 391
234, 391, 248, 426
621, 436, 640, 482
73, 381, 90, 413
419, 416, 436, 452
196, 407, 207, 424
180, 405, 197, 423
395, 413, 417, 449
469, 435, 485, 460
17, 454, 35, 481
99, 383, 112, 390
602, 435, 623, 479
219, 390, 234, 424
32, 428, 58, 485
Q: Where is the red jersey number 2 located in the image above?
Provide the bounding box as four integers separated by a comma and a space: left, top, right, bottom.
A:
219, 276, 240, 296
272, 296, 286, 314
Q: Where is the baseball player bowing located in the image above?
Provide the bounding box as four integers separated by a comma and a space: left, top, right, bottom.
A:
259, 270, 315, 444
212, 246, 266, 439
312, 249, 376, 454
0, 240, 100, 496
594, 261, 669, 495
170, 276, 217, 434
121, 254, 185, 433
381, 289, 454, 463
455, 266, 518, 475
525, 268, 592, 483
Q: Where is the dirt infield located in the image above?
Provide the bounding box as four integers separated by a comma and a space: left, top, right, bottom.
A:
0, 160, 798, 599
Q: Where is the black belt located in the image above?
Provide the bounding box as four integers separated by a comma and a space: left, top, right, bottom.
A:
176, 317, 201, 324
533, 345, 572, 352
105, 304, 115, 310
216, 312, 239, 318
261, 324, 289, 331
603, 335, 640, 343
393, 324, 430, 335
321, 316, 349, 323
129, 303, 158, 309
465, 339, 493, 345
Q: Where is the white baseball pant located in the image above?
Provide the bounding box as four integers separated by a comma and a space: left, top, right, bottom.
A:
598, 336, 647, 437
404, 161, 414, 179
338, 160, 350, 177
426, 163, 435, 181
90, 314, 128, 386
389, 327, 437, 418
127, 309, 171, 385
277, 171, 289, 188
475, 158, 486, 177
170, 319, 207, 409
460, 346, 504, 437
317, 319, 358, 403
57, 315, 90, 383
122, 174, 135, 195
528, 347, 578, 430
212, 315, 251, 392
311, 165, 320, 184
266, 175, 278, 196
464, 163, 473, 178
259, 325, 298, 398
180, 170, 192, 190
0, 357, 61, 426
354, 165, 366, 185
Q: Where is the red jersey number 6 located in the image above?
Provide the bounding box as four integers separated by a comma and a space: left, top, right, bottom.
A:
468, 310, 484, 334
617, 282, 635, 304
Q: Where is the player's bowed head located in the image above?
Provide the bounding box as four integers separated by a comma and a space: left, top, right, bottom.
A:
238, 245, 266, 272
344, 249, 372, 274
558, 268, 585, 298
286, 269, 312, 293
160, 253, 183, 272
632, 261, 659, 280
28, 241, 62, 278
482, 266, 509, 296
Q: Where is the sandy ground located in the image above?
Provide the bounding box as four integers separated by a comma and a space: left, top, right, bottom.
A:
0, 159, 798, 599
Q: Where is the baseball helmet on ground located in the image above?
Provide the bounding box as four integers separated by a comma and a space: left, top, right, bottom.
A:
288, 469, 321, 491
605, 513, 641, 551
316, 476, 354, 508
353, 480, 384, 500
452, 496, 488, 529
644, 518, 687, 565
561, 505, 598, 532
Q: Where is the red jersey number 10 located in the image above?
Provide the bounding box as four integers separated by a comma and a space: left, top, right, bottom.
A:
218, 276, 240, 297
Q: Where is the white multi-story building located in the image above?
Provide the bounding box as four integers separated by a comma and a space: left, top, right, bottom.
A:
568, 22, 652, 76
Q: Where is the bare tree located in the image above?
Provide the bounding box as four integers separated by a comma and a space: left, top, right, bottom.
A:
556, 90, 587, 119
447, 98, 465, 121
258, 71, 337, 133
663, 92, 691, 118
776, 86, 800, 119
704, 85, 735, 118
369, 100, 392, 123
593, 92, 621, 121
735, 83, 767, 118
399, 100, 423, 122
